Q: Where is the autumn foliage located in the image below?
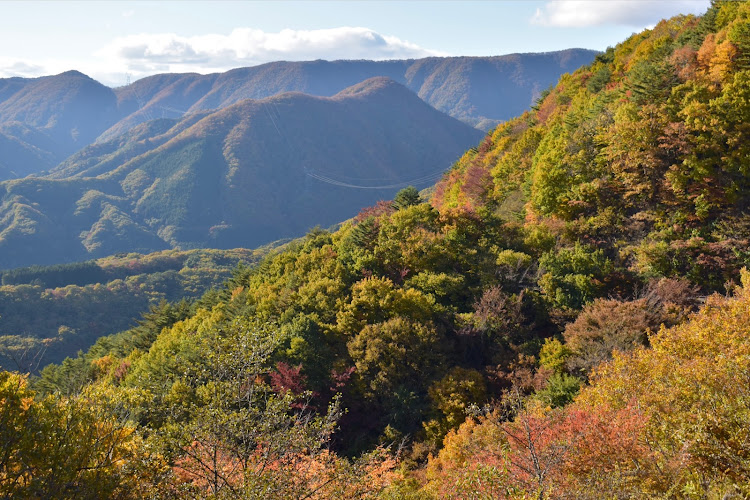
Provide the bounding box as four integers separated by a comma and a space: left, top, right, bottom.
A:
424, 272, 750, 497
4, 2, 750, 497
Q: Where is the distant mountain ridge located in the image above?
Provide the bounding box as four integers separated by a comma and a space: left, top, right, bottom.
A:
0, 77, 483, 269
108, 50, 597, 136
0, 71, 119, 178
0, 50, 597, 180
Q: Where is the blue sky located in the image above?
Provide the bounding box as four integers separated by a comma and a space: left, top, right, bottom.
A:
0, 1, 710, 87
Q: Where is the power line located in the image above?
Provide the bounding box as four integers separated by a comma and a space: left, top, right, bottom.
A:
305, 167, 445, 189
260, 96, 448, 190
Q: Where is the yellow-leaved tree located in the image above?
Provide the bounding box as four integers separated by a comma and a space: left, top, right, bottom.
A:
422, 270, 750, 498
0, 371, 166, 499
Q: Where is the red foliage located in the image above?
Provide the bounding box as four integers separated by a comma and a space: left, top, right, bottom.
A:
270, 362, 307, 395
329, 366, 355, 393
554, 402, 653, 493
658, 121, 691, 164
669, 45, 698, 81
113, 360, 131, 382
354, 200, 394, 224
398, 267, 410, 282
535, 94, 558, 124
426, 399, 653, 497
461, 163, 493, 209
478, 135, 494, 155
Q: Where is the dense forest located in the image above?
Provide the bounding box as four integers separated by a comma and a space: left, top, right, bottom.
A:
2, 1, 750, 498
0, 246, 278, 372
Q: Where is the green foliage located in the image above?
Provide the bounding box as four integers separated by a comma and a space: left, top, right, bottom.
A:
149, 317, 349, 497
392, 186, 422, 210
348, 316, 444, 399
0, 248, 265, 372
539, 244, 613, 310
35, 298, 194, 396
634, 235, 748, 291
1, 261, 108, 288
43, 190, 539, 452
423, 367, 487, 445
0, 371, 165, 499
538, 337, 571, 374
586, 65, 612, 94
535, 372, 581, 408
349, 216, 379, 250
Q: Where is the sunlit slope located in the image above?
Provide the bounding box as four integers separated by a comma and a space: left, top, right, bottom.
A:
0, 51, 596, 179
0, 78, 482, 269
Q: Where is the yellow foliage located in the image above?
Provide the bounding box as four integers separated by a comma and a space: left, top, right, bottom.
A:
424, 413, 510, 499
0, 371, 167, 498
579, 273, 750, 493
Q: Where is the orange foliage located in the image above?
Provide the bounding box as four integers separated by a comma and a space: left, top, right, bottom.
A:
669, 45, 698, 82
174, 440, 399, 498
425, 274, 750, 497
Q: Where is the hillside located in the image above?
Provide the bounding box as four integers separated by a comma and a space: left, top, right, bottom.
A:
0, 246, 280, 372
0, 50, 596, 180
106, 50, 597, 138
432, 4, 750, 294
0, 78, 483, 269
0, 71, 119, 178
21, 3, 750, 497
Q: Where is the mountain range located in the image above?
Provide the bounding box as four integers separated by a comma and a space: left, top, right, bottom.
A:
0, 77, 483, 269
0, 50, 596, 181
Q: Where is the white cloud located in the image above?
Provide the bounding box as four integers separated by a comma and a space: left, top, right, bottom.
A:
95, 27, 445, 80
531, 0, 710, 28
0, 59, 47, 78
0, 27, 444, 87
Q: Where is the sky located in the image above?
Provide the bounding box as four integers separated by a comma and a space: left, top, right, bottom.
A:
0, 0, 711, 87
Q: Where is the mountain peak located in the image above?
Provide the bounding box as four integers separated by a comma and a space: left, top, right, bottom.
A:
333, 77, 405, 99
56, 70, 94, 80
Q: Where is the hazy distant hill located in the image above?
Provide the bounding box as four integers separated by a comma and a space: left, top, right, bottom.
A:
106, 50, 597, 137
0, 246, 277, 372
0, 78, 483, 269
0, 71, 119, 177
0, 123, 64, 178
0, 50, 596, 180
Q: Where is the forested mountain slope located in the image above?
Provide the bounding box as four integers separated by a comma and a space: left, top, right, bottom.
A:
432, 2, 750, 294
6, 3, 750, 498
0, 246, 277, 372
106, 50, 597, 138
0, 50, 596, 180
0, 78, 482, 269
0, 71, 119, 178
